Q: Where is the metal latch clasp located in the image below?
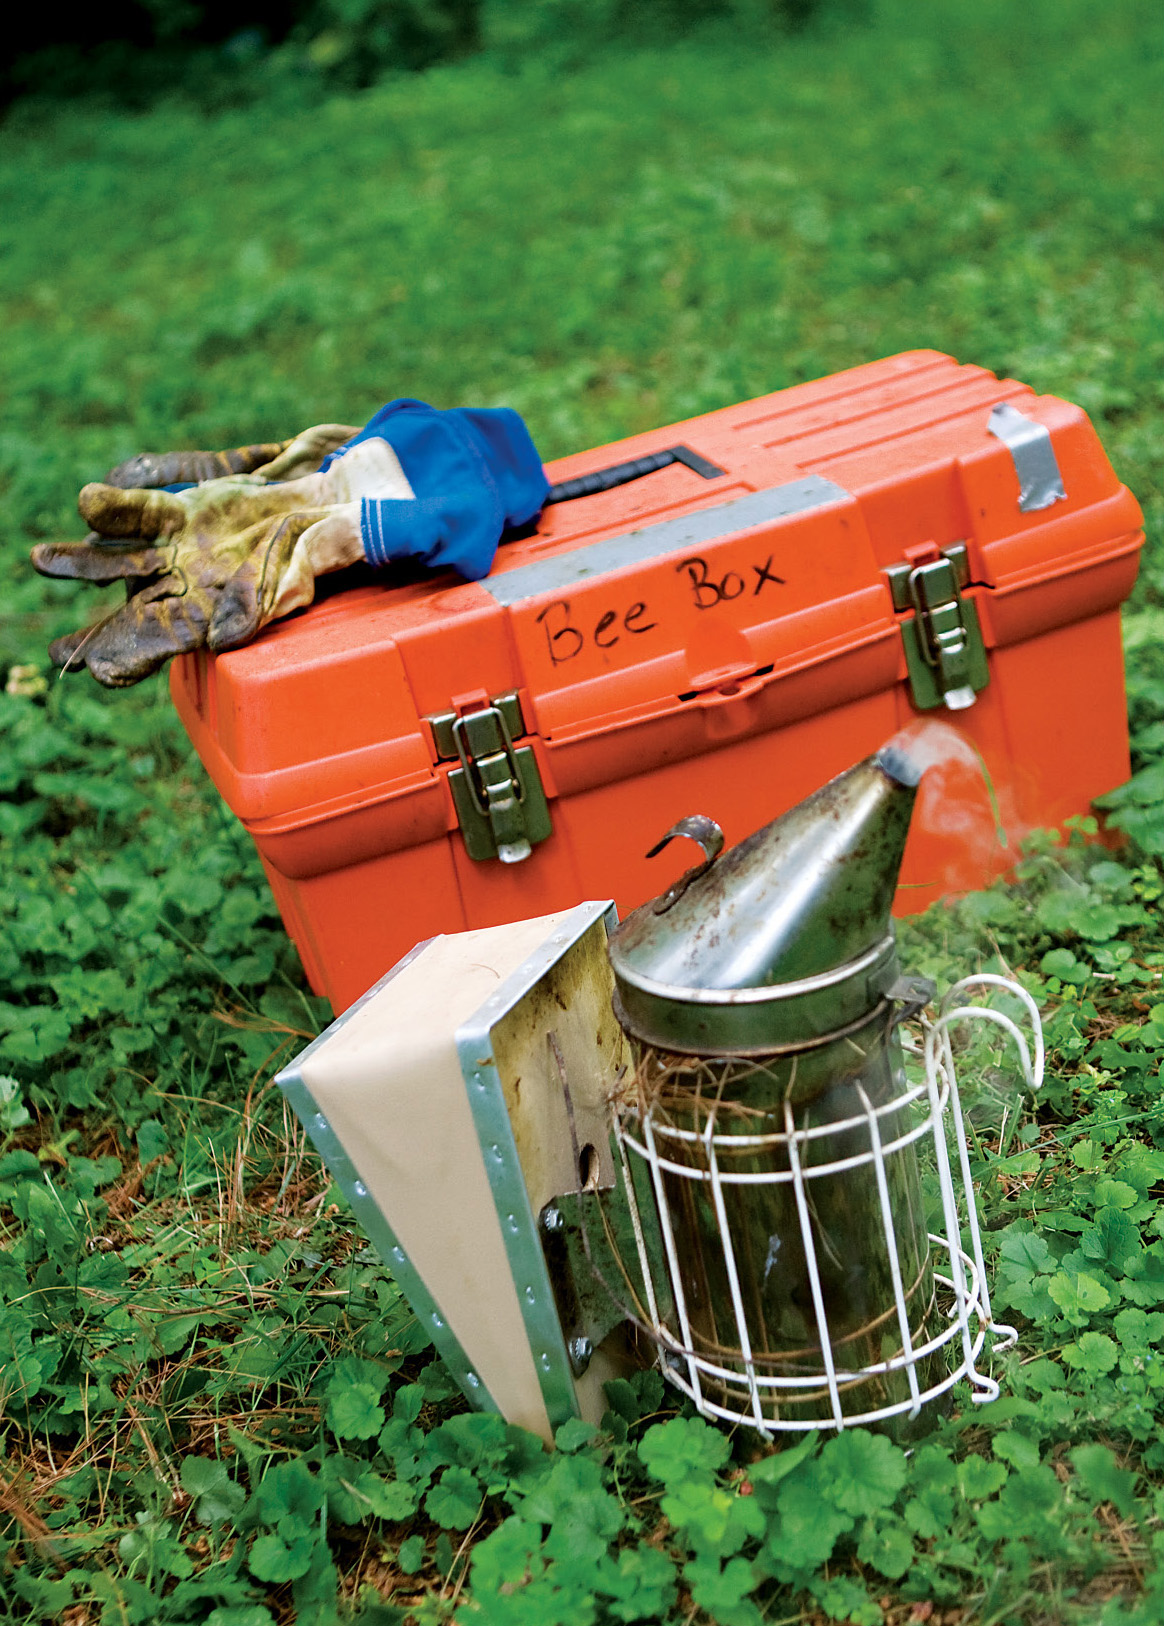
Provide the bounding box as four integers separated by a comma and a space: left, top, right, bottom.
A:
884, 544, 989, 713
428, 693, 552, 864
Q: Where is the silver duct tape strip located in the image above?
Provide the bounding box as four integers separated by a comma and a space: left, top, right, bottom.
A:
484, 476, 851, 606
986, 402, 1067, 513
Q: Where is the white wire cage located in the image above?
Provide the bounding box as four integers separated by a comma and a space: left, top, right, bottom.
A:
610, 974, 1045, 1435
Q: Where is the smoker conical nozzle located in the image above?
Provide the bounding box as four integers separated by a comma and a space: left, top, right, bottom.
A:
609, 752, 921, 1055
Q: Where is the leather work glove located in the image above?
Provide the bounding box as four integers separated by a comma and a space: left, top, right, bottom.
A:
32, 401, 550, 687
32, 437, 414, 686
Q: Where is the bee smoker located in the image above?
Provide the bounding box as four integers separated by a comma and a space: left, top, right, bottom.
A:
274, 743, 1039, 1444
605, 745, 1039, 1435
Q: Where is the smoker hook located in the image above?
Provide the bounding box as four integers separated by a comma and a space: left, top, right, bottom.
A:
647, 815, 725, 912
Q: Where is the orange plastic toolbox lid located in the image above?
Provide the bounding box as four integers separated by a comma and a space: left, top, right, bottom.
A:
172, 350, 1142, 874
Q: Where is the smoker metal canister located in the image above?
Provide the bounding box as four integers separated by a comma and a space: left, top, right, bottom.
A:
609, 754, 921, 1058
608, 750, 945, 1430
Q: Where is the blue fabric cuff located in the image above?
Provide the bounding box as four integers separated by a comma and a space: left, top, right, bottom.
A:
326, 399, 548, 581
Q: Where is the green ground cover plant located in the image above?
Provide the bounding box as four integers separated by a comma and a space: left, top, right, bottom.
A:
0, 0, 1162, 1618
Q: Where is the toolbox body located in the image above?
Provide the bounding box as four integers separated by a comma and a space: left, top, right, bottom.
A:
171, 351, 1143, 1012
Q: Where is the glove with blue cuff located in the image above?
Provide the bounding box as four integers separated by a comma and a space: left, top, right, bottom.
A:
31, 401, 549, 687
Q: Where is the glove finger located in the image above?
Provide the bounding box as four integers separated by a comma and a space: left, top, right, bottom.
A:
105, 441, 292, 489
207, 511, 325, 652
47, 628, 100, 675
249, 424, 361, 482
49, 577, 210, 687
30, 537, 170, 582
78, 483, 187, 541
266, 507, 364, 624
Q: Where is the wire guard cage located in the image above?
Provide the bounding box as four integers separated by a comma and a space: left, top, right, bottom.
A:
612, 975, 1045, 1436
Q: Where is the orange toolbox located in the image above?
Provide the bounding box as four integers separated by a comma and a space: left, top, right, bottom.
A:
171, 350, 1143, 1012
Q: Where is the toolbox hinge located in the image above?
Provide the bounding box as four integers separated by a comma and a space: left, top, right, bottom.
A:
884, 544, 990, 713
428, 693, 553, 864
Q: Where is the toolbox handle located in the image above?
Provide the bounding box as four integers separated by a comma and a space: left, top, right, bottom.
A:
678, 662, 775, 705
544, 444, 725, 505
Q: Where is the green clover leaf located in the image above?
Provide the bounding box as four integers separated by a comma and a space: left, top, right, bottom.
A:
856, 1516, 914, 1580
180, 1456, 246, 1526
248, 1530, 317, 1583
425, 1466, 481, 1530
818, 1430, 907, 1516
638, 1416, 731, 1486
957, 1455, 1008, 1502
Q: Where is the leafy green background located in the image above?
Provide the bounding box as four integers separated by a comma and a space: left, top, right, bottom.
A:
1, 0, 1163, 1619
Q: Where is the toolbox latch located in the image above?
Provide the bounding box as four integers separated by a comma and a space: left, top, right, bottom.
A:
884, 544, 990, 713
428, 694, 553, 864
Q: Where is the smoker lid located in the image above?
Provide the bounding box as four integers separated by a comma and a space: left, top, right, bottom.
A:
606, 752, 920, 1053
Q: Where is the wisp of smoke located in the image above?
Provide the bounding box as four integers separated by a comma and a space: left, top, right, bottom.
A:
876, 720, 1019, 879
876, 720, 984, 788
